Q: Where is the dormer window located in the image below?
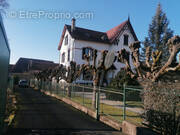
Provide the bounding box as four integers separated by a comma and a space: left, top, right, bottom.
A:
124, 35, 129, 45
65, 35, 68, 45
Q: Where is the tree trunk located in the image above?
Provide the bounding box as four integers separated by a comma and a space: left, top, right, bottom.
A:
67, 83, 71, 98
92, 84, 97, 109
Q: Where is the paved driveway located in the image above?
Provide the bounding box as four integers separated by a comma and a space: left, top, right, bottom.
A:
6, 87, 124, 135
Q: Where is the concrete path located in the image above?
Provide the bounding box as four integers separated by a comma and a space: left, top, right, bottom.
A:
6, 88, 124, 135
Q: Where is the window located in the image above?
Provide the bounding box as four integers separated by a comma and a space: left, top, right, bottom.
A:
65, 35, 68, 45
124, 35, 129, 45
61, 52, 65, 63
82, 47, 93, 60
67, 49, 70, 61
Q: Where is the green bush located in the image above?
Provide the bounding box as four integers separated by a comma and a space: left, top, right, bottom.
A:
105, 89, 141, 101
106, 69, 141, 101
142, 83, 180, 135
109, 69, 139, 88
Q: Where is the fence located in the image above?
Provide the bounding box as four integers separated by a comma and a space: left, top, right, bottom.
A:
30, 79, 143, 124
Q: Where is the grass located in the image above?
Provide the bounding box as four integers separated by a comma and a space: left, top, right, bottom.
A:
44, 89, 143, 124
126, 101, 143, 108
69, 95, 143, 124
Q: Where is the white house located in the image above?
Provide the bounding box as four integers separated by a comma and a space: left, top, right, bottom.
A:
58, 18, 138, 84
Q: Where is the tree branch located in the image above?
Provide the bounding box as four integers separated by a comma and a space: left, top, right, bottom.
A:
129, 41, 143, 78
145, 46, 151, 68
152, 36, 180, 81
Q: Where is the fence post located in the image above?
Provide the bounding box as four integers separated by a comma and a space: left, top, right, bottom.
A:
56, 82, 58, 95
95, 86, 100, 120
83, 84, 85, 105
123, 83, 126, 121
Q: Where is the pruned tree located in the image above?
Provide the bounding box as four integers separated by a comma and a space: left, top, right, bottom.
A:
118, 36, 180, 83
141, 3, 174, 64
53, 64, 67, 83
79, 49, 116, 108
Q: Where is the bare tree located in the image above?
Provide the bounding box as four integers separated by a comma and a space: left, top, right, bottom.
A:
118, 36, 180, 83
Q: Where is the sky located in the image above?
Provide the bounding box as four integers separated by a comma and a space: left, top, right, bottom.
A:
2, 0, 180, 64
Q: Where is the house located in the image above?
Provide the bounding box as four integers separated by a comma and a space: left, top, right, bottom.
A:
12, 57, 58, 73
58, 18, 138, 83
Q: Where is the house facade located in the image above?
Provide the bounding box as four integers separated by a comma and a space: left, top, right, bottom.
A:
58, 18, 138, 83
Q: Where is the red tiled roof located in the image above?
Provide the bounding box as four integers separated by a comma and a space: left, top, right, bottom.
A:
106, 20, 128, 43
106, 20, 138, 43
58, 20, 138, 50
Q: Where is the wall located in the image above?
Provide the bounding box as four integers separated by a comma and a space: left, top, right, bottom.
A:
59, 30, 74, 67
74, 40, 110, 65
73, 28, 136, 80
0, 14, 10, 134
111, 28, 136, 75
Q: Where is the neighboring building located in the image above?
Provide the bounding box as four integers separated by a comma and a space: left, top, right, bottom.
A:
58, 18, 138, 83
0, 13, 10, 134
12, 58, 58, 73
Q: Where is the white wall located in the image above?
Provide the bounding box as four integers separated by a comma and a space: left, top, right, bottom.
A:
59, 30, 74, 67
111, 28, 136, 75
74, 40, 110, 66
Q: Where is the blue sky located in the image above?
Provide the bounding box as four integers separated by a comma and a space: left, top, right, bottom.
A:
3, 0, 180, 64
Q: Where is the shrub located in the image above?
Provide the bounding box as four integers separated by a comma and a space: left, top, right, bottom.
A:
106, 69, 140, 101
142, 83, 180, 135
109, 69, 139, 89
105, 89, 141, 101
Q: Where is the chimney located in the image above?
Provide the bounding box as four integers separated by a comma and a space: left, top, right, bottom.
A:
71, 18, 76, 32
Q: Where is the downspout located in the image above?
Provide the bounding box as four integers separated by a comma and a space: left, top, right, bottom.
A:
73, 39, 75, 62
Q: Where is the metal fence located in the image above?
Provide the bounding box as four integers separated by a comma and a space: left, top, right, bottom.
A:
30, 79, 143, 124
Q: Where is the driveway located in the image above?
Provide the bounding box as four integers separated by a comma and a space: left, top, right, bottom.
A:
6, 87, 124, 135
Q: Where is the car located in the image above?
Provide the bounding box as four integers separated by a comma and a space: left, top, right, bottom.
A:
18, 80, 29, 88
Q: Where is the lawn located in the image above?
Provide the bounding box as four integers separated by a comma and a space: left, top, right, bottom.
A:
46, 88, 143, 124
69, 95, 143, 124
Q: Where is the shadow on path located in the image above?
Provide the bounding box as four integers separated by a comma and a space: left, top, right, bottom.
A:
5, 87, 124, 135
